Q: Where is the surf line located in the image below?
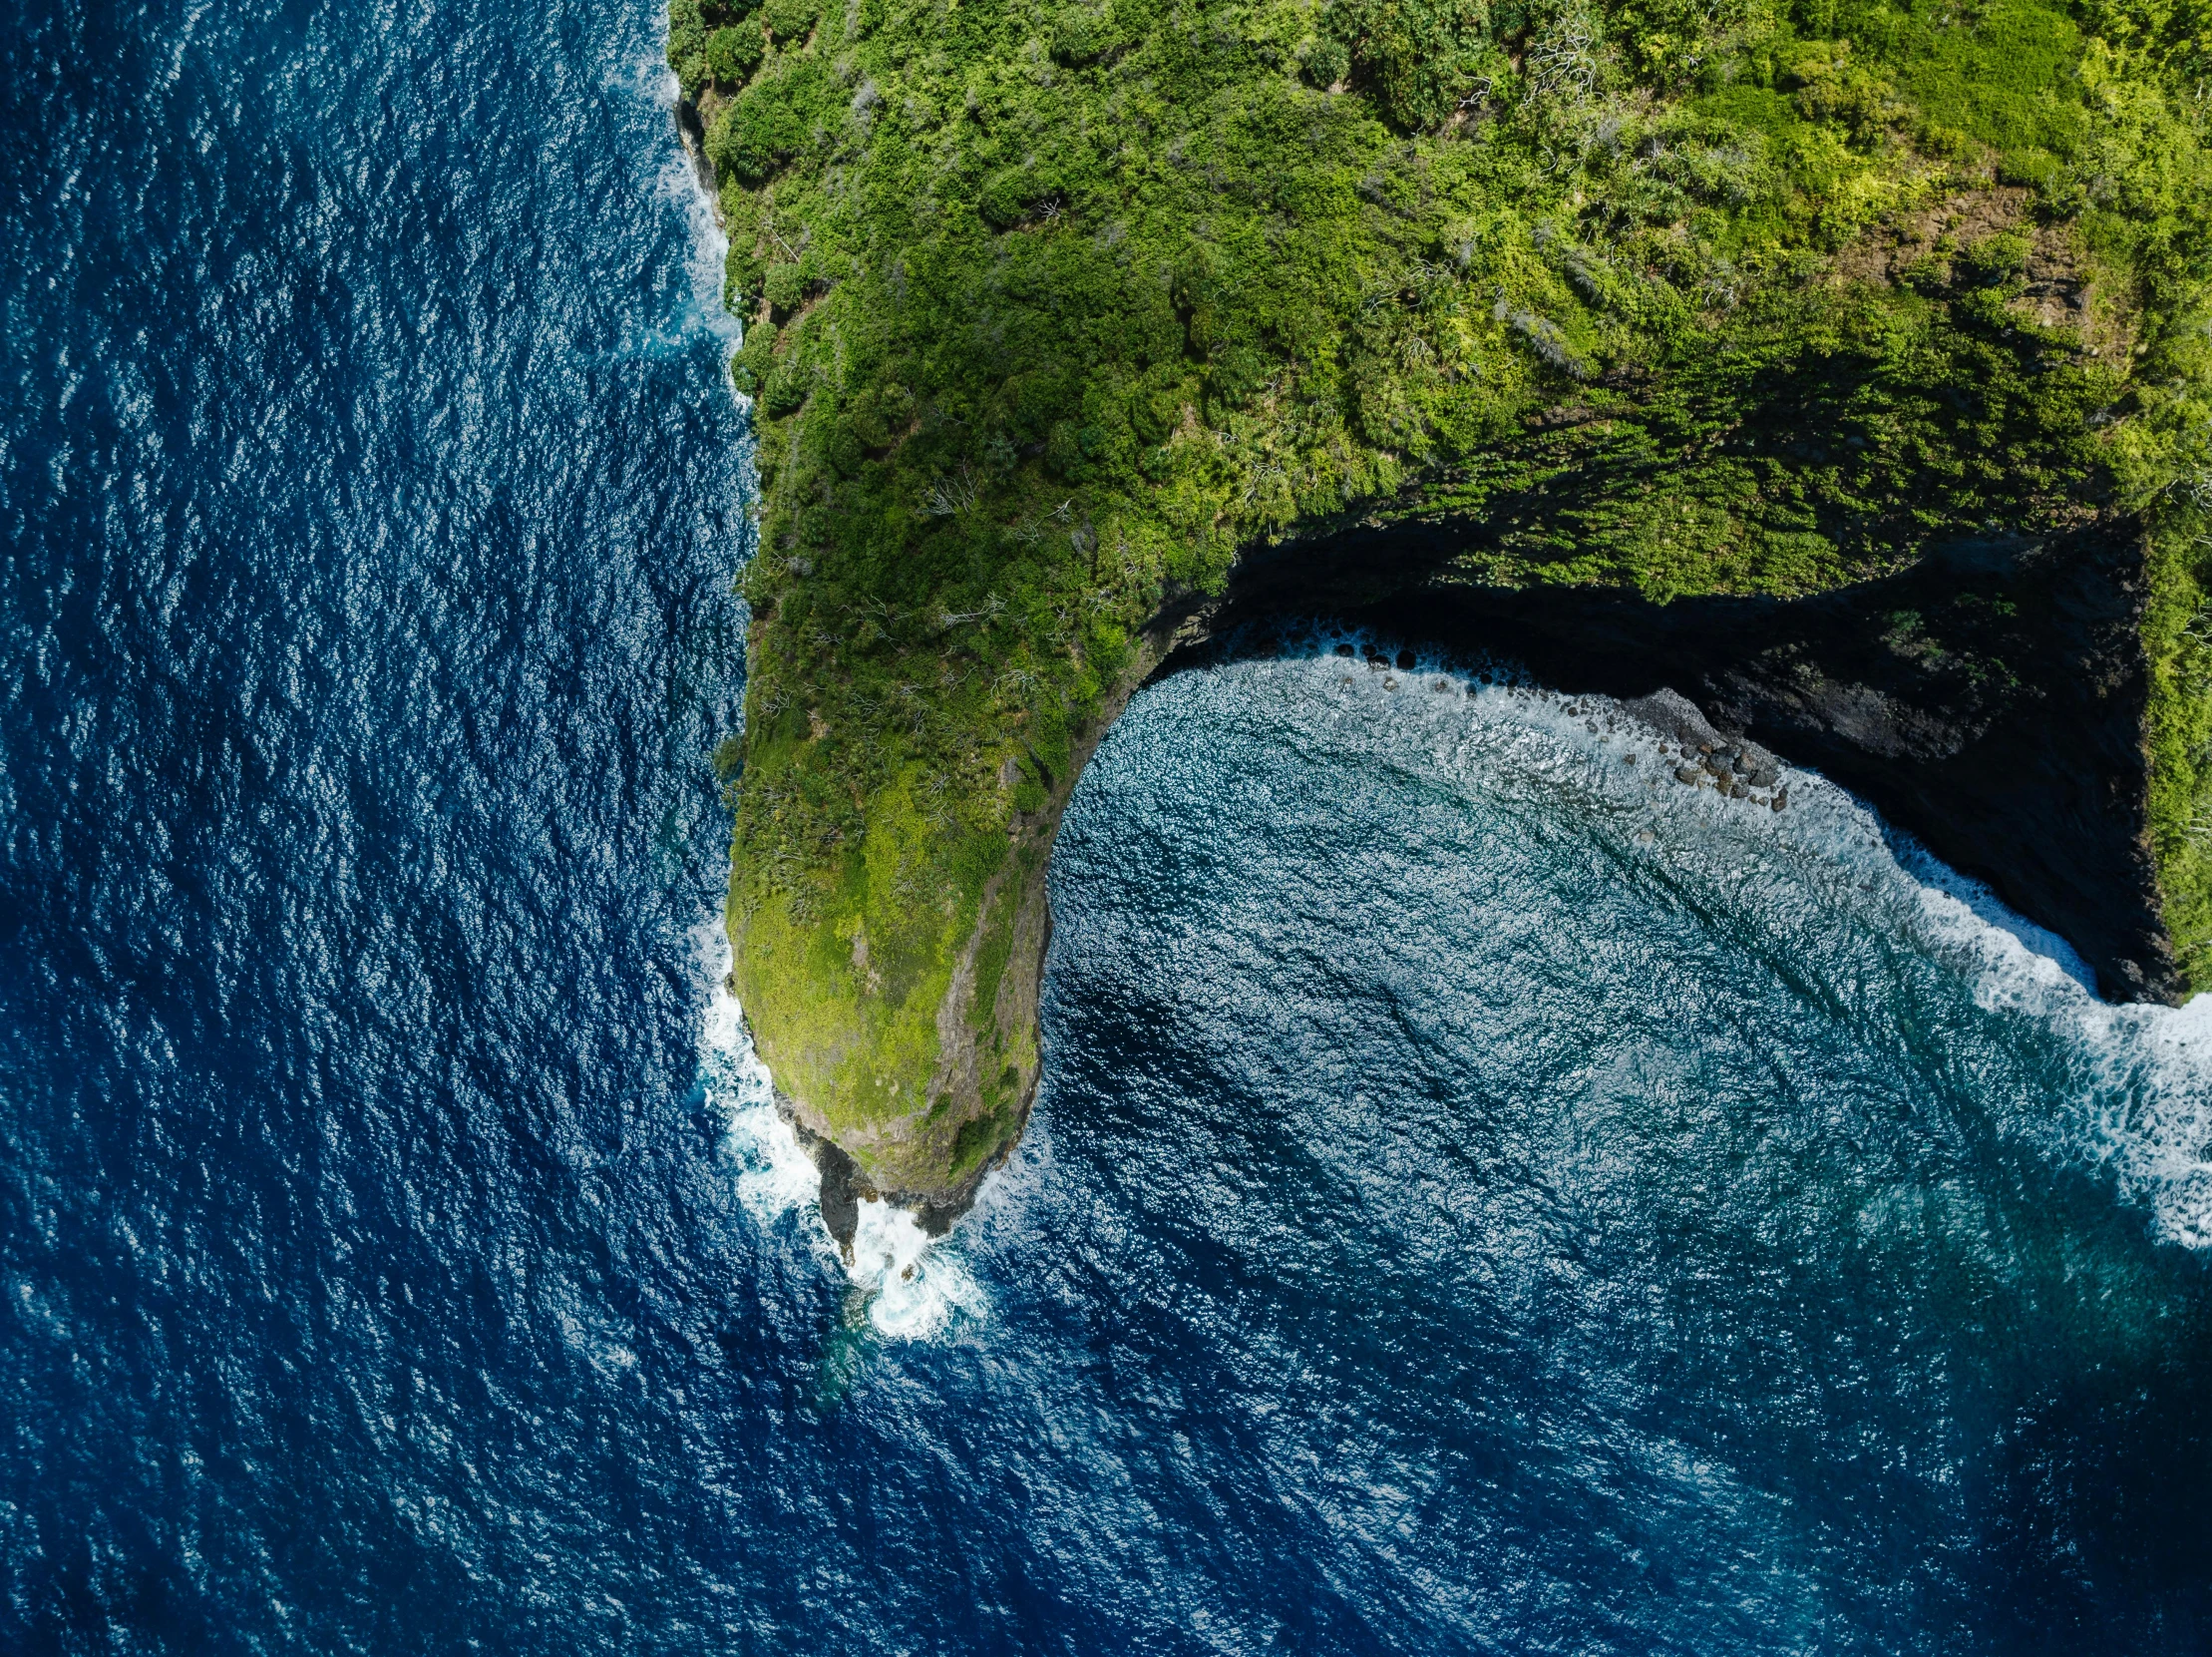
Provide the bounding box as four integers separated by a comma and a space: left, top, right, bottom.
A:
1271, 646, 2212, 1250
695, 919, 986, 1339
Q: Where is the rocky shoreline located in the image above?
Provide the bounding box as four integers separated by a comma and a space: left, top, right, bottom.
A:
673, 0, 2212, 1217
1624, 688, 1790, 811
751, 505, 2174, 1234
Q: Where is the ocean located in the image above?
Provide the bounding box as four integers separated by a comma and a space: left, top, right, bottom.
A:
4, 0, 2212, 1650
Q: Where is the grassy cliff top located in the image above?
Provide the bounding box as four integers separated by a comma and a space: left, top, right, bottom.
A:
674, 0, 2212, 1192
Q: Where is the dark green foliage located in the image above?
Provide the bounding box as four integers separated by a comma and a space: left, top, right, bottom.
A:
707, 23, 766, 86
1327, 0, 1496, 129
666, 0, 706, 66
730, 320, 778, 394
762, 261, 807, 315
1304, 35, 1351, 87
706, 64, 822, 183
761, 0, 820, 43
948, 1102, 1018, 1178
977, 166, 1061, 229
668, 0, 710, 97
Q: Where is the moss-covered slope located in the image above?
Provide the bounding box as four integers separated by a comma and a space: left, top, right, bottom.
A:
672, 0, 2212, 1205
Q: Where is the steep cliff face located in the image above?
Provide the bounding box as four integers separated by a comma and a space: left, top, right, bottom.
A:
1179, 512, 2174, 1000
674, 0, 2212, 1210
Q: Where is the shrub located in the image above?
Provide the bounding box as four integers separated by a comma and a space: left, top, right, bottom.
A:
762, 0, 819, 44
707, 23, 765, 85
706, 80, 797, 184
1050, 7, 1108, 63
760, 350, 809, 417
723, 239, 764, 311
1956, 232, 2030, 290
1354, 0, 1494, 128
666, 0, 706, 66
762, 262, 808, 315
978, 168, 1060, 229
729, 321, 777, 395
823, 420, 866, 476
1305, 36, 1350, 87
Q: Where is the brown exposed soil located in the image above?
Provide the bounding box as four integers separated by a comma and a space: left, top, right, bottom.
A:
1831, 182, 2133, 361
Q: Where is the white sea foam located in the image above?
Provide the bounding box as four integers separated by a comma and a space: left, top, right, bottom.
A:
691, 918, 986, 1337
693, 920, 820, 1222
1896, 867, 2212, 1247
702, 625, 2212, 1353
848, 1199, 989, 1341
644, 65, 740, 349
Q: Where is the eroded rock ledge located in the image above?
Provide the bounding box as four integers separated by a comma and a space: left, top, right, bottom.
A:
679, 0, 2212, 1217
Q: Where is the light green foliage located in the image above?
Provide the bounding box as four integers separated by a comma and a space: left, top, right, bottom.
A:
2130, 335, 2212, 984
2074, 0, 2212, 983
696, 0, 2212, 1170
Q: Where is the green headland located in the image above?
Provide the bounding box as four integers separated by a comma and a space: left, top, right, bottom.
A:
669, 0, 2212, 1210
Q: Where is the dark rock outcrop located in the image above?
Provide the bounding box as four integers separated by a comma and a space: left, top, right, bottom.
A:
1166, 514, 2175, 1003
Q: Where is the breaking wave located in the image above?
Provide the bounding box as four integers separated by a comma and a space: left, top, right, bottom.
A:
1230, 636, 2212, 1248
693, 921, 986, 1339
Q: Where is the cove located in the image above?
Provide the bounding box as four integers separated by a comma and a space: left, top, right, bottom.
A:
722, 646, 2212, 1651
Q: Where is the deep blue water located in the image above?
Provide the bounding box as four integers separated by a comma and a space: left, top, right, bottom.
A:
7, 0, 2212, 1652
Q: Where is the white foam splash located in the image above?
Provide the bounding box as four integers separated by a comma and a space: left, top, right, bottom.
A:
848, 1199, 989, 1341
693, 920, 820, 1222
643, 64, 740, 348
1896, 869, 2212, 1248
691, 919, 987, 1337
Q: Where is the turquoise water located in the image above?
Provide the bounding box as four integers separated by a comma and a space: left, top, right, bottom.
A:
7, 0, 2212, 1646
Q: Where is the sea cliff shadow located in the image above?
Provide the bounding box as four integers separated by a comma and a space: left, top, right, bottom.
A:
1154, 513, 2173, 1004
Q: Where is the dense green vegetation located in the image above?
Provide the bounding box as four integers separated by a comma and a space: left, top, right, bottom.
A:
673, 0, 2212, 1190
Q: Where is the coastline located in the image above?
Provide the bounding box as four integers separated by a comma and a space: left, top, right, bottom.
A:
668, 0, 2212, 1215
